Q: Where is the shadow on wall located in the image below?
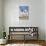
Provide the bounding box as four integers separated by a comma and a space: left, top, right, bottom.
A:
0, 31, 3, 39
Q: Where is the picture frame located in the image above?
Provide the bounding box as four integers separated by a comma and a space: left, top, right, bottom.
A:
19, 5, 29, 20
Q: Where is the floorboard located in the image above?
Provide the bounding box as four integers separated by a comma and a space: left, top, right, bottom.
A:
0, 40, 46, 46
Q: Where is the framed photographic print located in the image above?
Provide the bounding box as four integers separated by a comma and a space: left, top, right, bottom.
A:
19, 5, 29, 20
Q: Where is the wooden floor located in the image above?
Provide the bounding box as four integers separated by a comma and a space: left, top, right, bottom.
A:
10, 40, 46, 46
0, 40, 46, 46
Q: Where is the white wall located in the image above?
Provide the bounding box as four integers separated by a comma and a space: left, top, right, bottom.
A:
0, 0, 2, 28
45, 0, 46, 40
32, 0, 45, 40
0, 0, 3, 38
3, 0, 45, 40
0, 0, 3, 28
